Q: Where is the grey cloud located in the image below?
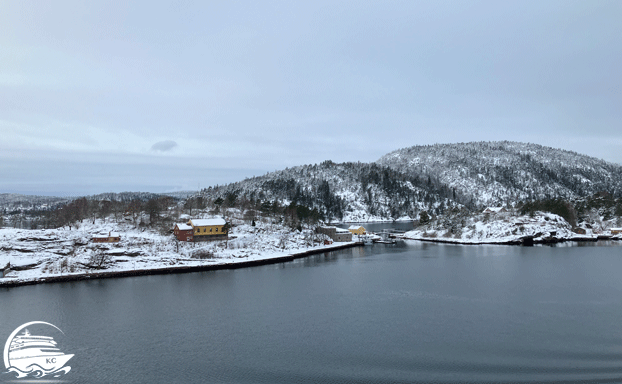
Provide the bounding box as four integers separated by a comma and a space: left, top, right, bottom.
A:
1, 1, 621, 196
151, 140, 178, 152
0, 147, 265, 196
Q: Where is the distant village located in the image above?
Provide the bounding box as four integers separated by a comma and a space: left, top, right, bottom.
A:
89, 215, 371, 245
58, 203, 622, 247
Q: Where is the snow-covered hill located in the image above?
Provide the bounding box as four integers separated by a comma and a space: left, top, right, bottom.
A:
196, 142, 622, 222
198, 161, 459, 222
377, 141, 622, 207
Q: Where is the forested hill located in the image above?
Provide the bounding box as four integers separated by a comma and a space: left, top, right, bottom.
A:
377, 141, 622, 207
198, 141, 622, 222
199, 161, 460, 222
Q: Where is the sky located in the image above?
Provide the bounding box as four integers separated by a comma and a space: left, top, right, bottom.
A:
1, 0, 621, 196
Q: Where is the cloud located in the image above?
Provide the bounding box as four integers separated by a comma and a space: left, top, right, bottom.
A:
150, 140, 178, 152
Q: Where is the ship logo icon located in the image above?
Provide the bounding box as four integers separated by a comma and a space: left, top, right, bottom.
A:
3, 321, 73, 379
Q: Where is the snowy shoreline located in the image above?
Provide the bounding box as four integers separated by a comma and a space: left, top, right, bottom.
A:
401, 233, 614, 246
3, 210, 621, 288
401, 211, 622, 246
0, 241, 359, 288
0, 218, 364, 289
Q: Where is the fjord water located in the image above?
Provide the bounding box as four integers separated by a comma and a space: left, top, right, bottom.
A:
2, 241, 622, 383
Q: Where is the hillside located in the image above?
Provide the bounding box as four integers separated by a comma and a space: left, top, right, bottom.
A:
198, 161, 460, 223
196, 142, 622, 222
377, 141, 622, 208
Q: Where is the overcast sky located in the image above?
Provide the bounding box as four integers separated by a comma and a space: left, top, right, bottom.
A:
1, 1, 621, 196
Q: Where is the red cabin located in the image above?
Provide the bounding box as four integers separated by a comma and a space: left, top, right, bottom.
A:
174, 223, 194, 242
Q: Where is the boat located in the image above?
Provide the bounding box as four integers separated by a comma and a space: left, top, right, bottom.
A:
374, 239, 397, 244
8, 329, 73, 373
360, 235, 373, 245
375, 231, 397, 244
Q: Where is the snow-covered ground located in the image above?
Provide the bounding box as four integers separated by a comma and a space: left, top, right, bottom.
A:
403, 211, 618, 244
3, 210, 619, 286
0, 219, 349, 286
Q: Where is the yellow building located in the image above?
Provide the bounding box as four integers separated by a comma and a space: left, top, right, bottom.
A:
348, 225, 366, 235
188, 218, 228, 241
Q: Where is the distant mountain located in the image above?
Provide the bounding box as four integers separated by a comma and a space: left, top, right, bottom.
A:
0, 194, 69, 212
377, 141, 622, 207
0, 191, 180, 220
86, 191, 169, 202
0, 191, 177, 207
161, 191, 198, 199
88, 190, 194, 201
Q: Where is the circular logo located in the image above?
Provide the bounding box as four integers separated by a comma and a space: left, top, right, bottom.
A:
3, 321, 73, 379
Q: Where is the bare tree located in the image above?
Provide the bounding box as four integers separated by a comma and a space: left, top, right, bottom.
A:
146, 198, 161, 224
99, 200, 113, 221
128, 200, 143, 226
88, 251, 112, 269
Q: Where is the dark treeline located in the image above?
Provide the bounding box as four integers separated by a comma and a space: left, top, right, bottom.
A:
518, 192, 622, 228
9, 196, 178, 230
184, 190, 323, 230
197, 160, 462, 222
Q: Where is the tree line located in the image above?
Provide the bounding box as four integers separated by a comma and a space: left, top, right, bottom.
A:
1, 196, 178, 230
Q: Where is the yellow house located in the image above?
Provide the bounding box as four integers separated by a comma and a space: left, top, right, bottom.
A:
610, 228, 622, 235
188, 218, 228, 241
348, 225, 366, 235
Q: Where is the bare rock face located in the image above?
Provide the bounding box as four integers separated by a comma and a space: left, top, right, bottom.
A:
9, 262, 41, 271
105, 250, 144, 257
17, 237, 59, 242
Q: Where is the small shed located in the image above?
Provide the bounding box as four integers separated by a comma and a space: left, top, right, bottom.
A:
573, 227, 587, 235
174, 223, 194, 242
348, 225, 366, 235
610, 228, 622, 235
92, 232, 121, 243
483, 207, 506, 214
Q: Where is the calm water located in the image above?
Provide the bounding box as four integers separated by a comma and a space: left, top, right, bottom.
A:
2, 240, 622, 383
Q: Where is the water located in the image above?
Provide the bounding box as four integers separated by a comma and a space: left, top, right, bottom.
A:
2, 240, 622, 383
